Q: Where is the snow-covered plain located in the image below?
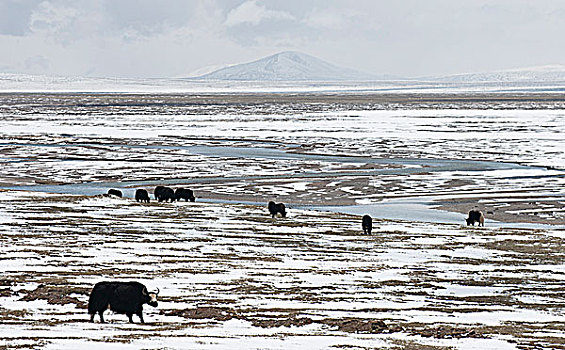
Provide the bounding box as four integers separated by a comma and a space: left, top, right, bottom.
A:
3, 72, 565, 94
1, 191, 564, 349
0, 91, 565, 349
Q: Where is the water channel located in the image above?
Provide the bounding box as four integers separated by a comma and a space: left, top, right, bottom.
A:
2, 143, 563, 229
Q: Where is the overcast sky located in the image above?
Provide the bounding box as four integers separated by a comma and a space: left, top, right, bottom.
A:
2, 0, 565, 78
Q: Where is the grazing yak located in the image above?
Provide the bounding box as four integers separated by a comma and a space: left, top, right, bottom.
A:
268, 201, 287, 218
88, 281, 159, 323
175, 188, 195, 202
154, 186, 175, 202
154, 186, 165, 200
107, 189, 122, 198
362, 215, 373, 235
466, 210, 485, 227
135, 189, 150, 203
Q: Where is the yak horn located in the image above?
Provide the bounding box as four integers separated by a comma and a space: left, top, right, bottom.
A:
154, 287, 160, 296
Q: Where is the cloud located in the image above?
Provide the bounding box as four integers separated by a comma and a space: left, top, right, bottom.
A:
29, 1, 83, 42
25, 55, 50, 71
225, 0, 294, 26
1, 0, 565, 78
302, 7, 363, 30
0, 0, 42, 36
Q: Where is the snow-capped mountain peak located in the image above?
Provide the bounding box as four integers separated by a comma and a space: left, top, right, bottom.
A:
192, 51, 379, 81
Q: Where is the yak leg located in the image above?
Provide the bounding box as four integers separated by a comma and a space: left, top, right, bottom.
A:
137, 312, 145, 324
127, 313, 134, 323
98, 311, 105, 323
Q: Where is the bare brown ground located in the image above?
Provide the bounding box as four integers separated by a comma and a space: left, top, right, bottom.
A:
3, 91, 565, 107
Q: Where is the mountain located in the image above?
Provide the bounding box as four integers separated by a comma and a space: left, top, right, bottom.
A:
429, 64, 565, 83
193, 51, 384, 81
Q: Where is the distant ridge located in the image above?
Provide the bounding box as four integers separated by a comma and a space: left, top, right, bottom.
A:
192, 51, 386, 81
428, 64, 565, 82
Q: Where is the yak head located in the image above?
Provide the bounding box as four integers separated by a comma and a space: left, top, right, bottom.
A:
143, 287, 160, 307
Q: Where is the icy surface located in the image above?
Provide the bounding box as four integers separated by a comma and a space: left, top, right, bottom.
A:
0, 93, 564, 228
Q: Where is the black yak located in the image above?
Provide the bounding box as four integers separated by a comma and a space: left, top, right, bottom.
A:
135, 189, 150, 203
107, 189, 122, 198
88, 281, 159, 323
268, 201, 287, 218
154, 186, 164, 200
175, 188, 195, 202
466, 210, 485, 227
155, 186, 175, 202
362, 215, 373, 235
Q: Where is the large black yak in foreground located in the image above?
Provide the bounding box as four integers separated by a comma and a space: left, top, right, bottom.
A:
268, 201, 286, 218
466, 210, 485, 227
88, 281, 159, 323
362, 215, 373, 235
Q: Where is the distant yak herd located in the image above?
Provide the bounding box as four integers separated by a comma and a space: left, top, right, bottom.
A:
106, 187, 486, 231
105, 187, 288, 218
105, 186, 195, 203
